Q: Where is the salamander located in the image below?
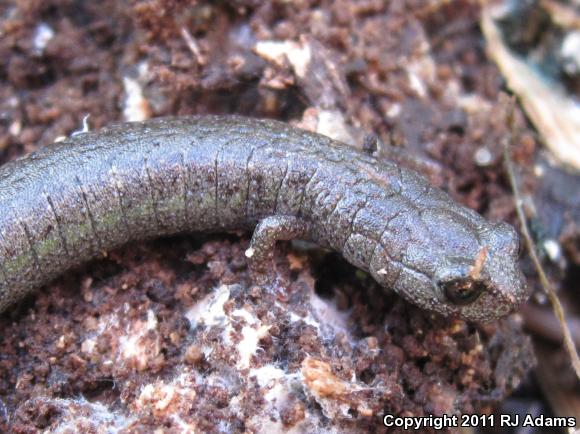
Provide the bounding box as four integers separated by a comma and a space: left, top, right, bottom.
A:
0, 115, 528, 321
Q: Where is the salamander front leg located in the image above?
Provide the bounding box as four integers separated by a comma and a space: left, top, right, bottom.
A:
245, 215, 310, 286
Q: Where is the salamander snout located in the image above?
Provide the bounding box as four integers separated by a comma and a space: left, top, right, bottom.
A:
434, 222, 529, 322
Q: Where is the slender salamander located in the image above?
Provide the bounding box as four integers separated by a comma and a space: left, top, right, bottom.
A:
0, 115, 528, 321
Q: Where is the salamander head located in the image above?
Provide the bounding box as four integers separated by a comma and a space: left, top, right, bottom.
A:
431, 221, 528, 322
370, 211, 529, 322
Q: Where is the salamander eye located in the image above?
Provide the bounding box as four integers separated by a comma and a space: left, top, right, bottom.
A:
440, 278, 486, 305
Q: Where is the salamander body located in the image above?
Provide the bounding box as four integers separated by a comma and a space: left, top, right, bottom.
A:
0, 116, 528, 321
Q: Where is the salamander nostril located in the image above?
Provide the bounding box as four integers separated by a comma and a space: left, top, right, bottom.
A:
517, 237, 525, 258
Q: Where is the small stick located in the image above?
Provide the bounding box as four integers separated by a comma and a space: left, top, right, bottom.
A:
502, 95, 580, 380
180, 27, 204, 64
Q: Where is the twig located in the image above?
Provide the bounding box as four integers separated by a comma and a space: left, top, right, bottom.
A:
502, 96, 580, 381
180, 27, 204, 64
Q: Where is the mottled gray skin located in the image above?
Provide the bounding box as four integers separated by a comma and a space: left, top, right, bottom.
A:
0, 116, 528, 321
